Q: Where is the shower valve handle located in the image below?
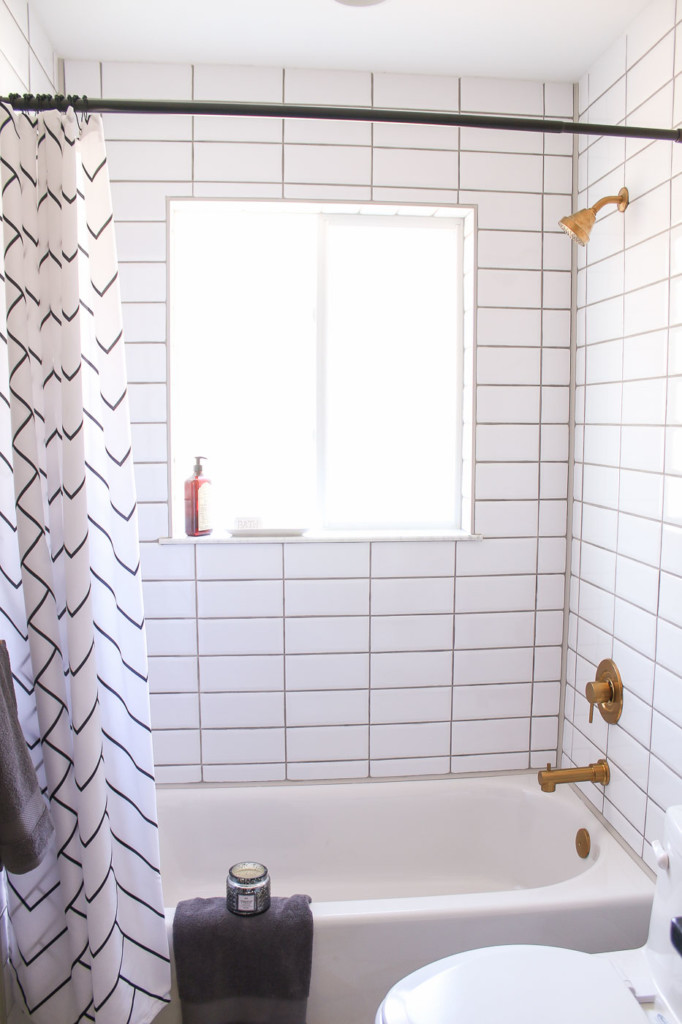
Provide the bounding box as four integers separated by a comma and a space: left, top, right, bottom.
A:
585, 659, 623, 725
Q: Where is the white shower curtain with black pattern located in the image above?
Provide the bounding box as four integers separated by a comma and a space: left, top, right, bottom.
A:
0, 105, 170, 1024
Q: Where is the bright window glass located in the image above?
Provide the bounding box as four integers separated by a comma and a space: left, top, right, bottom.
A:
169, 201, 466, 534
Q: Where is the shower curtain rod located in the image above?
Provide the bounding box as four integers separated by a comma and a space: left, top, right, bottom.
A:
3, 92, 682, 143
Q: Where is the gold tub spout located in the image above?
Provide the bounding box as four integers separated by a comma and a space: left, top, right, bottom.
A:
537, 759, 610, 793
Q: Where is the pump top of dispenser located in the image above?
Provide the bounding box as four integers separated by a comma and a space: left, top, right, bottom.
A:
193, 456, 207, 475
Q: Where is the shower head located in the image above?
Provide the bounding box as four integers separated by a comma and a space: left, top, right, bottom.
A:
559, 187, 629, 245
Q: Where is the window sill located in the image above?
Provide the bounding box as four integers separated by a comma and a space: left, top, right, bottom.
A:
159, 529, 482, 544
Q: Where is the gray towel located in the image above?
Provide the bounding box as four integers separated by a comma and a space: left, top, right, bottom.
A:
0, 640, 54, 874
173, 894, 313, 1024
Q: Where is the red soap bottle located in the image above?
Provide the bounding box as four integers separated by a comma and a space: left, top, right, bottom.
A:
185, 456, 213, 537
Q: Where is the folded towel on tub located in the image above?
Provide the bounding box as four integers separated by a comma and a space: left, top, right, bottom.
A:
173, 893, 313, 1024
0, 640, 54, 874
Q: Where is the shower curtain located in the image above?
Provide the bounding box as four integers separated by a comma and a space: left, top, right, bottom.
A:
0, 106, 170, 1023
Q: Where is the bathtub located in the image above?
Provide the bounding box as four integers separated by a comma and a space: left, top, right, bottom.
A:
153, 773, 653, 1024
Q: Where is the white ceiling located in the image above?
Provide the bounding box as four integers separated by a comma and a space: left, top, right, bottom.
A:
32, 0, 654, 83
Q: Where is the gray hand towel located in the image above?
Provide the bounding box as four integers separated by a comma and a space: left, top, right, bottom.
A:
0, 640, 54, 874
173, 894, 313, 1024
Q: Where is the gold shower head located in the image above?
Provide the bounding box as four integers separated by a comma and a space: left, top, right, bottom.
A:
559, 187, 629, 245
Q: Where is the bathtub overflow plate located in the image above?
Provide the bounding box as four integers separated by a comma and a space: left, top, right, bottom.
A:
575, 827, 591, 859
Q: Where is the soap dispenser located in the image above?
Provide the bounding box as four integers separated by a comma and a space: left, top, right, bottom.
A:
184, 456, 213, 537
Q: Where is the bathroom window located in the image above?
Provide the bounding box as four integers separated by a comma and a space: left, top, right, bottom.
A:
168, 200, 473, 535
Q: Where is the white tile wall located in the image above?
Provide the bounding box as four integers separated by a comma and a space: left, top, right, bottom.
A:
566, 0, 682, 867
38, 37, 573, 790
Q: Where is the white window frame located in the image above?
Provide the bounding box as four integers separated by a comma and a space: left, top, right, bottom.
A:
167, 199, 476, 539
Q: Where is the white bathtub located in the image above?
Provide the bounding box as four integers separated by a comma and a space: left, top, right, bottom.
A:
153, 773, 653, 1024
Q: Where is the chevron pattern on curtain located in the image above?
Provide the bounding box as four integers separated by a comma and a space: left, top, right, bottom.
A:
0, 105, 170, 1024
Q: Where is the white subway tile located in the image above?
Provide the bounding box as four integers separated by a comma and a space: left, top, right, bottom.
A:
287, 725, 367, 761
460, 151, 543, 194
116, 222, 167, 263
285, 616, 369, 654
285, 652, 369, 690
146, 618, 196, 657
200, 655, 284, 692
531, 716, 559, 750
197, 543, 282, 580
199, 618, 283, 656
284, 144, 370, 185
204, 764, 286, 783
455, 611, 535, 650
284, 542, 369, 578
102, 61, 191, 98
148, 656, 198, 693
614, 599, 657, 659
460, 127, 541, 154
612, 640, 654, 704
104, 112, 192, 142
451, 682, 531, 720
285, 579, 369, 616
473, 500, 539, 538
371, 650, 452, 688
616, 555, 660, 613
456, 538, 538, 576
143, 580, 195, 618
372, 148, 457, 189
370, 687, 451, 724
476, 386, 540, 423
373, 122, 459, 150
476, 463, 539, 501
372, 73, 459, 111
371, 722, 450, 759
476, 424, 539, 461
371, 614, 453, 653
288, 761, 366, 780
460, 77, 543, 116
540, 462, 568, 500
627, 0, 676, 67
106, 141, 192, 181
477, 307, 541, 346
460, 191, 542, 232
194, 64, 283, 102
286, 690, 368, 727
125, 344, 167, 385
371, 541, 455, 578
195, 142, 282, 182
476, 347, 540, 385
150, 693, 199, 730
197, 580, 283, 617
371, 756, 449, 778
152, 729, 200, 765
453, 646, 533, 684
452, 751, 529, 772
455, 575, 536, 613
619, 469, 664, 520
451, 717, 530, 755
371, 578, 454, 615
202, 728, 285, 764
201, 691, 284, 728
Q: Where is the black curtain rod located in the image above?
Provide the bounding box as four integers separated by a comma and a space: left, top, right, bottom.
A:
4, 92, 682, 143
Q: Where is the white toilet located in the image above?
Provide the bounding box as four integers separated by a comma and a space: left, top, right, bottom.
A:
376, 805, 682, 1024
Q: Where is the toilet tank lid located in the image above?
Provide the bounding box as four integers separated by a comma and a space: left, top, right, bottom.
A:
379, 945, 648, 1024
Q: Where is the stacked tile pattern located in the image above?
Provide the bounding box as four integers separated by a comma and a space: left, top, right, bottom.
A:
57, 59, 573, 787
565, 0, 682, 868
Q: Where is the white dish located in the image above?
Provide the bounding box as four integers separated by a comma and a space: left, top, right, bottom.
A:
228, 528, 307, 537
